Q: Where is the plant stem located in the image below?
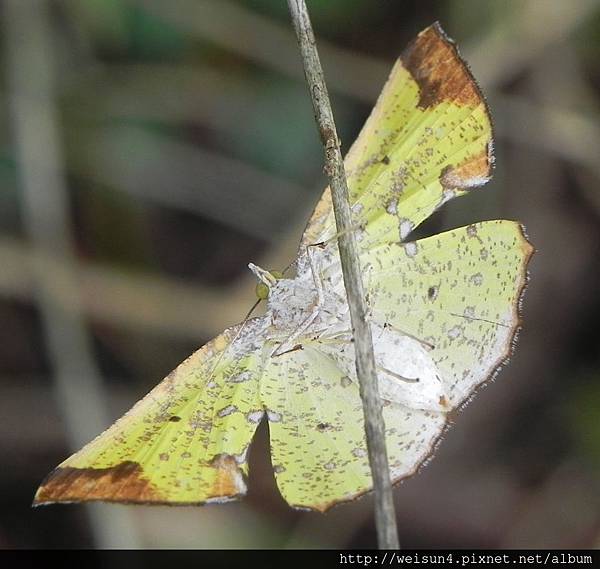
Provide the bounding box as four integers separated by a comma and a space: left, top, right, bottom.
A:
286, 0, 399, 550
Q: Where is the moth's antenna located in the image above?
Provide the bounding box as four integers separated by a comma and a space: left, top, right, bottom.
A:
281, 258, 296, 276
243, 298, 262, 322
224, 295, 263, 355
204, 265, 272, 380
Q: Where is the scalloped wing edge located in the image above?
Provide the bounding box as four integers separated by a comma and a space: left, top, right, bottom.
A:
291, 223, 533, 513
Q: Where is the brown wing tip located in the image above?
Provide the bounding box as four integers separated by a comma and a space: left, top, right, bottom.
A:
401, 22, 494, 188
401, 22, 489, 111
33, 457, 248, 507
33, 461, 162, 506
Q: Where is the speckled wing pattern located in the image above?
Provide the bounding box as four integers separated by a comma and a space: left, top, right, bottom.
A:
34, 23, 533, 511
301, 23, 494, 251
267, 223, 531, 510
261, 345, 445, 511
361, 220, 531, 408
34, 320, 268, 505
268, 23, 532, 509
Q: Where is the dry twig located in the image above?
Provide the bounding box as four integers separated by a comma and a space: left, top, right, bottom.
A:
287, 0, 399, 549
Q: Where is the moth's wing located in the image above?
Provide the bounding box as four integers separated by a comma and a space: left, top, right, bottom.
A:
360, 221, 533, 407
300, 23, 492, 252
261, 345, 445, 511
34, 318, 268, 505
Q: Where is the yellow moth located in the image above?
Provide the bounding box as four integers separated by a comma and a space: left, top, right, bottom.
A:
34, 23, 533, 512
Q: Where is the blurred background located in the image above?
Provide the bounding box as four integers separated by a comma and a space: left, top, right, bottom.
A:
1, 0, 600, 549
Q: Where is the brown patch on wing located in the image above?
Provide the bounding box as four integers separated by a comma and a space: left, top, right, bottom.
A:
33, 461, 161, 504
440, 148, 491, 190
209, 454, 245, 498
400, 23, 483, 110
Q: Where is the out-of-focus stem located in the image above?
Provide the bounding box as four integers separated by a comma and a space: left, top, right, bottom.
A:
3, 0, 141, 548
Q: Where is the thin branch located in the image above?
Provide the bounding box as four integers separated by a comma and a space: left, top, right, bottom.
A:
286, 0, 399, 550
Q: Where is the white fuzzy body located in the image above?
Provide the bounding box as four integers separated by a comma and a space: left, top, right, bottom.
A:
260, 245, 447, 413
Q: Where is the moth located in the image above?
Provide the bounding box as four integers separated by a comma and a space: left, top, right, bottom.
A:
34, 23, 532, 512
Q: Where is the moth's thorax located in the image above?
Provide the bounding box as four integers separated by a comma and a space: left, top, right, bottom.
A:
266, 245, 346, 332
266, 274, 318, 330
266, 284, 348, 336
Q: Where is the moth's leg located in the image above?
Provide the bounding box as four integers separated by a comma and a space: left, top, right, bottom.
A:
274, 303, 352, 357
310, 334, 419, 384
376, 366, 419, 384
306, 242, 325, 305
271, 243, 332, 358
271, 343, 304, 357
271, 308, 320, 357
318, 318, 434, 352
306, 237, 375, 326
311, 222, 364, 249
382, 322, 436, 351
279, 226, 367, 355
311, 333, 353, 345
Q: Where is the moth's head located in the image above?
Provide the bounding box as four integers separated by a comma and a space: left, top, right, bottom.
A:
248, 263, 284, 300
